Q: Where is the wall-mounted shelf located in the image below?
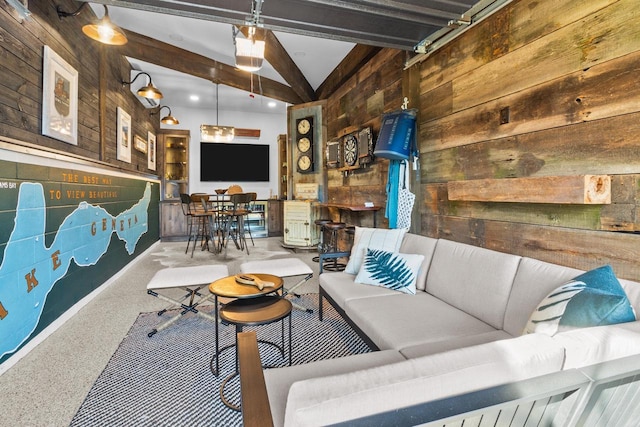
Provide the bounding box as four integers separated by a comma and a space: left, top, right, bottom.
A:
447, 175, 611, 204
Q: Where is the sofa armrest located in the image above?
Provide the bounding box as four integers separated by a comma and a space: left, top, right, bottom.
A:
238, 331, 274, 427
319, 251, 351, 274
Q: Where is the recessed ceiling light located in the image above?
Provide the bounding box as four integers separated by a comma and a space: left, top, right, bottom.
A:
190, 95, 200, 101
294, 51, 306, 57
268, 101, 277, 108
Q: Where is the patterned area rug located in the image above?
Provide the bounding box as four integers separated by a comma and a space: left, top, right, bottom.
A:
70, 294, 370, 426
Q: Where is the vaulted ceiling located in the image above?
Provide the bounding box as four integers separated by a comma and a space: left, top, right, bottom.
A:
81, 0, 487, 112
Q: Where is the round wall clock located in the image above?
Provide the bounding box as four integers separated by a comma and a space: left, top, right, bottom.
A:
343, 134, 358, 166
297, 154, 312, 172
297, 118, 311, 135
297, 137, 311, 153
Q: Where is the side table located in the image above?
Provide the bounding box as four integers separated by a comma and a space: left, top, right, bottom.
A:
218, 296, 293, 411
208, 274, 284, 378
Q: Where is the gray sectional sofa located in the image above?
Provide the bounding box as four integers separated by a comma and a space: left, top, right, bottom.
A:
240, 232, 640, 427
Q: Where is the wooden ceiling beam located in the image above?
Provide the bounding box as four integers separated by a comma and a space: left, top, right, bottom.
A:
315, 45, 382, 100
239, 27, 316, 103
115, 28, 304, 105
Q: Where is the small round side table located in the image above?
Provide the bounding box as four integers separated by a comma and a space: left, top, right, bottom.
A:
218, 296, 292, 411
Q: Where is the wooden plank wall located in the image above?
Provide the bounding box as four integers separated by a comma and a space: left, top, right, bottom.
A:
324, 49, 406, 229
415, 0, 640, 280
0, 0, 158, 174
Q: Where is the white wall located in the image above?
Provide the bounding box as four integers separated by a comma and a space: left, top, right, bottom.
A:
162, 105, 287, 200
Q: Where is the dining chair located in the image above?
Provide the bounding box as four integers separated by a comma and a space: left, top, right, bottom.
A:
219, 192, 252, 254
244, 192, 258, 246
180, 193, 195, 255
187, 193, 217, 257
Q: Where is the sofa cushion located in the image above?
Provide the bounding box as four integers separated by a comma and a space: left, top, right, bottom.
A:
620, 278, 640, 315
344, 227, 406, 275
354, 249, 424, 295
283, 333, 565, 427
426, 239, 522, 329
524, 265, 637, 336
399, 329, 512, 359
264, 350, 405, 427
345, 292, 497, 350
503, 257, 583, 337
320, 272, 398, 311
398, 233, 438, 291
553, 321, 640, 369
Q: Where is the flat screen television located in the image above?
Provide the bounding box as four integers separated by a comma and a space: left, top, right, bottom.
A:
200, 142, 270, 182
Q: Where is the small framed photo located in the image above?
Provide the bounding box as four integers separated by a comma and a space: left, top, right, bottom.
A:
148, 131, 156, 170
134, 135, 147, 153
117, 107, 131, 163
42, 45, 78, 145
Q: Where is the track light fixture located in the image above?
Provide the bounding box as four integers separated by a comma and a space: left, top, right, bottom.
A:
57, 3, 127, 45
151, 106, 179, 125
122, 72, 163, 100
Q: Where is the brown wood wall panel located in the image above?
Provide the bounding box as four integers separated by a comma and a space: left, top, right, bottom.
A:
0, 0, 159, 174
427, 215, 640, 281
419, 0, 622, 97
447, 0, 640, 115
421, 51, 640, 152
423, 112, 640, 183
324, 48, 405, 230
413, 0, 640, 281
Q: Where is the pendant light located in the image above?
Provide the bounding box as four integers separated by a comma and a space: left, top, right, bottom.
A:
233, 0, 266, 72
121, 72, 163, 100
201, 84, 234, 142
57, 3, 127, 45
151, 106, 179, 125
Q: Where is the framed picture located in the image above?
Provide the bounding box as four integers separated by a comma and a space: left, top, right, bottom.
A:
42, 45, 78, 145
117, 107, 131, 163
147, 132, 156, 170
134, 135, 147, 153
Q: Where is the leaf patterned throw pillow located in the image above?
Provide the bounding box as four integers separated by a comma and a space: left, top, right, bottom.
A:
523, 265, 637, 336
354, 248, 424, 295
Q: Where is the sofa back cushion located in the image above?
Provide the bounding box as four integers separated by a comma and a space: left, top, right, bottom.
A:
344, 227, 406, 275
283, 333, 565, 427
425, 239, 521, 329
398, 233, 438, 291
504, 258, 583, 337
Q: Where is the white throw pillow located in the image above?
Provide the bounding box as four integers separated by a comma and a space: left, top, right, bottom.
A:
355, 248, 423, 294
344, 227, 406, 275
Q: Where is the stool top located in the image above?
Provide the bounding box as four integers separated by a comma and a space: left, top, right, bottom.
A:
209, 274, 283, 298
314, 219, 332, 226
240, 258, 313, 277
325, 222, 346, 230
147, 265, 229, 290
219, 296, 292, 326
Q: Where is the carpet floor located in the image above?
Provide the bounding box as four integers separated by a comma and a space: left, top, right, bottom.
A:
69, 294, 370, 426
